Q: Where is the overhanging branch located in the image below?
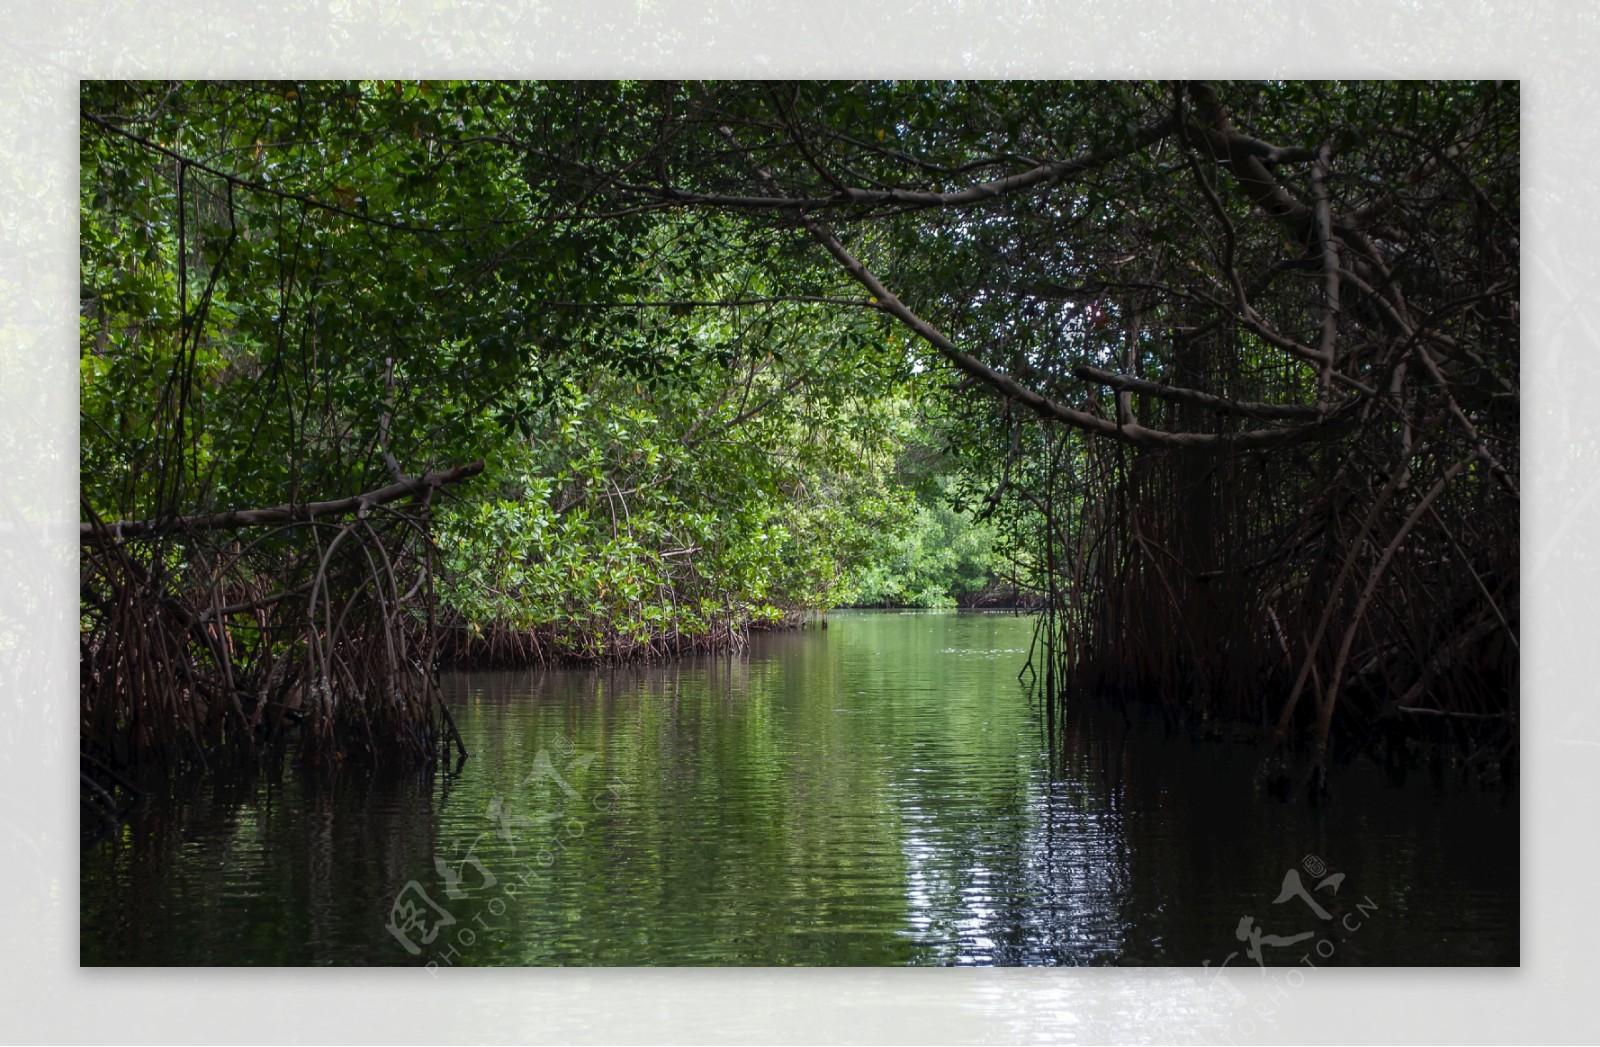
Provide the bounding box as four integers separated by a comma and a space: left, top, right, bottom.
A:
577, 115, 1179, 214
81, 462, 485, 543
1071, 365, 1341, 420
805, 217, 1353, 451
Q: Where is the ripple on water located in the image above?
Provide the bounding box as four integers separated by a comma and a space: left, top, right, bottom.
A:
80, 609, 1517, 966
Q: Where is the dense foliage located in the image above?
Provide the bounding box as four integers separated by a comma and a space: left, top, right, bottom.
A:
76, 87, 1013, 814
531, 80, 1517, 780
79, 80, 1517, 786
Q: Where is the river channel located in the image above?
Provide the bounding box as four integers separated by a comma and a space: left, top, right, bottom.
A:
81, 609, 1517, 965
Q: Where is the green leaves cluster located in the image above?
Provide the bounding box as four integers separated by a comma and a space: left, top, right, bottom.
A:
432, 339, 971, 652
836, 481, 1000, 609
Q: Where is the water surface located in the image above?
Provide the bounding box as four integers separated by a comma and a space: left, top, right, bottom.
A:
81, 610, 1517, 965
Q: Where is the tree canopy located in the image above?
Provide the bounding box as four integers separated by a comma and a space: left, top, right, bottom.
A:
79, 80, 1518, 784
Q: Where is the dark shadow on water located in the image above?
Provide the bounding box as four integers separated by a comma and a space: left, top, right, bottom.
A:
80, 610, 1517, 966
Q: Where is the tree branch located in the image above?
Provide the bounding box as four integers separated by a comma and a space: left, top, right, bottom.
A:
566, 115, 1179, 214
1071, 365, 1339, 420
81, 462, 485, 543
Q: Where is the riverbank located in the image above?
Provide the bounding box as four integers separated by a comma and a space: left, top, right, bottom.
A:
432, 606, 826, 669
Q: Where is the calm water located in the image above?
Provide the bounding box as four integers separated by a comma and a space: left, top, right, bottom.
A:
81, 610, 1517, 966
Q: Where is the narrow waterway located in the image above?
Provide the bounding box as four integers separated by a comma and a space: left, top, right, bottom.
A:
81, 610, 1517, 965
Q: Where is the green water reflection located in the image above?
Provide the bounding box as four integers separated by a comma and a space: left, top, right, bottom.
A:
80, 610, 1516, 965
